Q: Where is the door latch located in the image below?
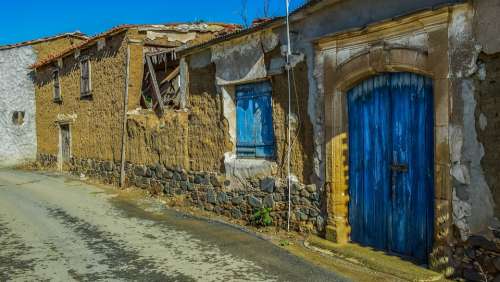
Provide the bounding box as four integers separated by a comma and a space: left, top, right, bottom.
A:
391, 164, 408, 172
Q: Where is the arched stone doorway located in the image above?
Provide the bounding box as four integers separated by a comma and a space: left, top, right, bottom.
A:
347, 72, 434, 263
320, 24, 453, 267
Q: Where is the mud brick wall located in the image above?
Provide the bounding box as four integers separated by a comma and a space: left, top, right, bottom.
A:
35, 32, 128, 163
126, 111, 190, 169
268, 59, 315, 184
187, 63, 232, 173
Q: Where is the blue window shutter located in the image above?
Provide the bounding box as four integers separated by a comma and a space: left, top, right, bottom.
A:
236, 97, 256, 157
236, 81, 275, 158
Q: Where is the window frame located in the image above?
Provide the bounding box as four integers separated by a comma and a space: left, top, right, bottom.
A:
52, 69, 62, 102
235, 81, 276, 159
79, 57, 92, 98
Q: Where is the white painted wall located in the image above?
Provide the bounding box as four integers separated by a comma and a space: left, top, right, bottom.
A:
0, 46, 37, 167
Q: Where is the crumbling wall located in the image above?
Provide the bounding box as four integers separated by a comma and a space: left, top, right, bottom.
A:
264, 48, 315, 184
0, 46, 37, 166
448, 4, 495, 239
187, 62, 231, 172
447, 4, 499, 281
476, 52, 500, 218
126, 111, 189, 169
35, 32, 128, 162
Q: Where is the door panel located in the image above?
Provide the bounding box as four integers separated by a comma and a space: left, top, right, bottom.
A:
60, 124, 70, 163
348, 74, 392, 250
389, 73, 434, 261
348, 72, 434, 263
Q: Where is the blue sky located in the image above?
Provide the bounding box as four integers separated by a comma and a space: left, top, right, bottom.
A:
0, 0, 306, 45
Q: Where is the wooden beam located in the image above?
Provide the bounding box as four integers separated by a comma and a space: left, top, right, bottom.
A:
145, 55, 164, 115
160, 66, 180, 86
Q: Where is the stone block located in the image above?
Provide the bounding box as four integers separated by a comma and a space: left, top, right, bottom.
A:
207, 189, 217, 204
263, 194, 275, 208
180, 181, 190, 191
260, 177, 276, 193
194, 174, 208, 185
218, 192, 229, 204
296, 211, 308, 221
134, 165, 147, 177
104, 161, 114, 171
173, 172, 182, 181
180, 172, 188, 181
231, 208, 242, 219
248, 196, 263, 209
232, 196, 244, 205
291, 182, 302, 195
300, 190, 310, 198
310, 192, 319, 201
316, 216, 325, 231
163, 170, 173, 180
210, 175, 222, 187
467, 235, 499, 252
309, 209, 319, 217
300, 198, 311, 206
306, 184, 317, 193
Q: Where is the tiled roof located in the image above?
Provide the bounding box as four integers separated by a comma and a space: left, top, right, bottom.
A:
32, 23, 241, 69
177, 0, 328, 55
0, 32, 88, 51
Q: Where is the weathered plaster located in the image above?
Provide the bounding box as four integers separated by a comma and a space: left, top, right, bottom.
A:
448, 5, 495, 237
0, 46, 37, 166
208, 31, 283, 178
211, 31, 278, 85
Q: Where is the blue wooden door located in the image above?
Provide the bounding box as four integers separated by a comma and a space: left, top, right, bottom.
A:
348, 72, 434, 263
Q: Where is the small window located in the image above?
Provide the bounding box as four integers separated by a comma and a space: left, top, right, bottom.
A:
12, 111, 25, 125
236, 81, 275, 158
53, 70, 61, 102
80, 58, 91, 97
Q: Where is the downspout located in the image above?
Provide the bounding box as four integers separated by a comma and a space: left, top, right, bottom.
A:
120, 45, 131, 187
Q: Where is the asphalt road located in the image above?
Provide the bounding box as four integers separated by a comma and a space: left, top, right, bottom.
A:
0, 168, 347, 282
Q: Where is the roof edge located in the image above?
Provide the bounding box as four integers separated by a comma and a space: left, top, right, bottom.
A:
177, 0, 341, 56
0, 32, 88, 51
32, 22, 241, 69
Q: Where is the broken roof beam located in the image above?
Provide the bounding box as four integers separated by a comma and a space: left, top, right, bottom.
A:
145, 55, 165, 115
160, 66, 180, 86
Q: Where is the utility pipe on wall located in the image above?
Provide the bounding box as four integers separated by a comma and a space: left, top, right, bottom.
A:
119, 45, 131, 188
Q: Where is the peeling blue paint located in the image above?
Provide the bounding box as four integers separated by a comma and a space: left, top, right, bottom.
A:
236, 81, 275, 158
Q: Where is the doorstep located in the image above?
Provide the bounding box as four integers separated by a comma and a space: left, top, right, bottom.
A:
306, 235, 447, 282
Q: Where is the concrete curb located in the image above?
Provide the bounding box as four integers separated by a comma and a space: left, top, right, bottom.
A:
305, 235, 447, 282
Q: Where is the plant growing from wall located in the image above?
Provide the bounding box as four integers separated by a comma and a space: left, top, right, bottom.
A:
251, 207, 273, 227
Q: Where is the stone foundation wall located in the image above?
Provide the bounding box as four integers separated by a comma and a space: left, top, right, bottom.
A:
37, 154, 326, 234
451, 234, 500, 281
